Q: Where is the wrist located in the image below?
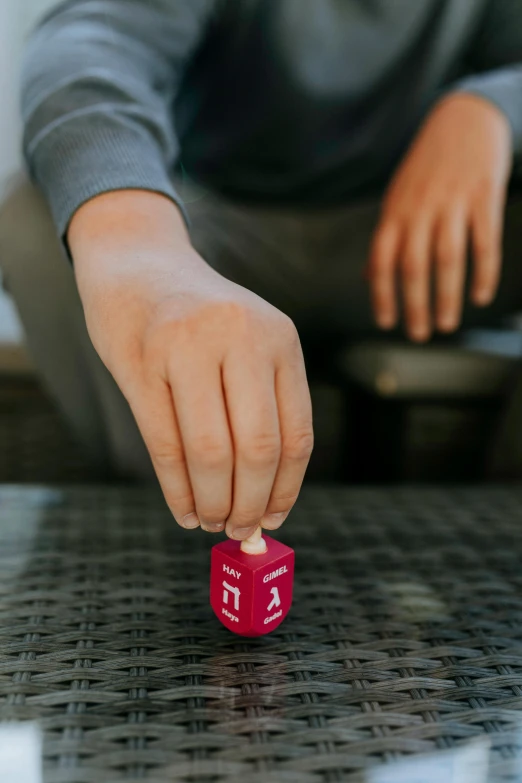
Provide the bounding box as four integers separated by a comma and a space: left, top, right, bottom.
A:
69, 189, 198, 292
436, 91, 511, 132
68, 189, 190, 258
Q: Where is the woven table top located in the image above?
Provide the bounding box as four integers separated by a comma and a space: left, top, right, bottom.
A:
1, 485, 522, 782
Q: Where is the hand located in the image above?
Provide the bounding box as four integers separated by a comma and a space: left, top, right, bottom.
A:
69, 190, 313, 538
369, 93, 512, 341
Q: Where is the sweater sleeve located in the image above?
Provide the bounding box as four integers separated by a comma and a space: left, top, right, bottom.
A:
451, 0, 522, 160
21, 0, 219, 237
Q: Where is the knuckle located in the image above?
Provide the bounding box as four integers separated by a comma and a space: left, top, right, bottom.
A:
117, 334, 143, 370
406, 182, 432, 211
147, 301, 244, 353
237, 432, 281, 467
437, 251, 457, 272
220, 301, 256, 336
282, 429, 314, 461
142, 322, 178, 369
402, 254, 422, 279
189, 436, 232, 470
220, 300, 249, 321
152, 443, 186, 470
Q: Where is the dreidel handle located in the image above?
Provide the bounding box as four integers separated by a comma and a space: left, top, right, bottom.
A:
240, 526, 267, 555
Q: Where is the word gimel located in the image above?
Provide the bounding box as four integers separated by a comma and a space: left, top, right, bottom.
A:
263, 565, 288, 583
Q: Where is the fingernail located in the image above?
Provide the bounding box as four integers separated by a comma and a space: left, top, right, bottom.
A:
230, 526, 257, 540
200, 520, 225, 533
182, 512, 200, 529
261, 511, 288, 530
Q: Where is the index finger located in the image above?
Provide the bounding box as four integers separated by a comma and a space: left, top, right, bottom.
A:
261, 336, 313, 531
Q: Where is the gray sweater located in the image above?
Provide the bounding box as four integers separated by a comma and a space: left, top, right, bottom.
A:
22, 0, 522, 238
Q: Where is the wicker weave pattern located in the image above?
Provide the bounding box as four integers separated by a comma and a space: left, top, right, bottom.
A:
1, 486, 522, 782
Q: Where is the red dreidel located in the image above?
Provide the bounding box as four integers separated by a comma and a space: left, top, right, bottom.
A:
210, 527, 294, 636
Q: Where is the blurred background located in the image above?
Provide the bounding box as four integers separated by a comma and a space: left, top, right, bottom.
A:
0, 1, 52, 351
1, 0, 522, 488
0, 1, 55, 190
0, 0, 99, 484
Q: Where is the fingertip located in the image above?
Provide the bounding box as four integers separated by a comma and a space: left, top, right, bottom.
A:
437, 314, 459, 333
409, 325, 431, 343
376, 313, 397, 330
181, 512, 201, 529
472, 288, 494, 307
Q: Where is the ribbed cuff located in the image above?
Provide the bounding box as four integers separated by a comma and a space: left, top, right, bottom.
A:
28, 115, 188, 240
451, 67, 522, 158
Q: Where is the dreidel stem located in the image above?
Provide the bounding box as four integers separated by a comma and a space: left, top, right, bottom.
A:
240, 525, 267, 555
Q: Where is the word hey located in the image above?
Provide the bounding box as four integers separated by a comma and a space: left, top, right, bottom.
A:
223, 564, 241, 579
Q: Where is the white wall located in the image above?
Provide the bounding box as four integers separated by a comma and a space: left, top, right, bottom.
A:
0, 0, 58, 187
0, 1, 58, 347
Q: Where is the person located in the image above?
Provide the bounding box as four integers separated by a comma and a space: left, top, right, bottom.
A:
0, 0, 521, 539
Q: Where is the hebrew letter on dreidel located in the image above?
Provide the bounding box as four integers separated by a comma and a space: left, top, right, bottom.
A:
222, 581, 241, 611
267, 586, 281, 612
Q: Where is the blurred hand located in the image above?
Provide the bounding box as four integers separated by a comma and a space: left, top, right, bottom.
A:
69, 190, 313, 538
369, 93, 512, 341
